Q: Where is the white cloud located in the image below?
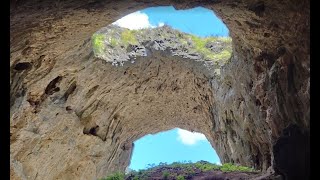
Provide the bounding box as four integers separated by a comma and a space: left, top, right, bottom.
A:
177, 129, 207, 145
216, 161, 221, 165
112, 11, 161, 30
158, 22, 165, 27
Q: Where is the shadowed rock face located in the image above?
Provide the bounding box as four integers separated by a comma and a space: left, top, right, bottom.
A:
10, 0, 309, 179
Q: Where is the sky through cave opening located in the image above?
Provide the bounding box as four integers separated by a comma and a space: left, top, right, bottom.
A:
92, 5, 232, 66
113, 6, 229, 37
129, 128, 221, 171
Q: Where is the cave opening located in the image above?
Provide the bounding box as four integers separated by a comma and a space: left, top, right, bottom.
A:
92, 5, 232, 67
89, 5, 239, 177
128, 128, 221, 172
10, 0, 309, 179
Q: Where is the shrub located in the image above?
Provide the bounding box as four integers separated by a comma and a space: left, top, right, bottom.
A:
176, 175, 185, 180
220, 163, 255, 172
194, 161, 220, 172
162, 171, 170, 179
101, 172, 125, 180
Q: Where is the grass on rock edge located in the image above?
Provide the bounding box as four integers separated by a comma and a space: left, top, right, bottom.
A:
101, 161, 258, 180
92, 27, 232, 64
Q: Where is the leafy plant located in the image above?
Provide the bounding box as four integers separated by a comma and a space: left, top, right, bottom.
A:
176, 175, 185, 180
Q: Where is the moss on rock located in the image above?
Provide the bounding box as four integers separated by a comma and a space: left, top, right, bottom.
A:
185, 34, 232, 62
92, 25, 232, 69
92, 34, 106, 54
121, 29, 138, 45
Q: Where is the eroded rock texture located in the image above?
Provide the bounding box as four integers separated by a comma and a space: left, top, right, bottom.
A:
10, 0, 309, 179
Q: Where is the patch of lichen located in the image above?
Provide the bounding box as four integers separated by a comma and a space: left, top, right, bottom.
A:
92, 34, 106, 54
121, 29, 138, 45
179, 36, 189, 46
109, 37, 118, 47
207, 50, 232, 63
104, 29, 139, 49
184, 34, 232, 63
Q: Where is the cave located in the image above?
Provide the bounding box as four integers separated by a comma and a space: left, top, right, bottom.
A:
10, 0, 309, 180
128, 128, 221, 171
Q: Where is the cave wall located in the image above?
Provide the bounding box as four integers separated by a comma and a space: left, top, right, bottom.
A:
10, 0, 309, 179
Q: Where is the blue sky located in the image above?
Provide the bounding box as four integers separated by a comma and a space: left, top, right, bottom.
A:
129, 128, 221, 170
112, 6, 229, 171
141, 6, 229, 37
113, 6, 229, 37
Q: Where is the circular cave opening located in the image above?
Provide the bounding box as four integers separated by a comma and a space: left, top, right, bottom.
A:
91, 5, 232, 69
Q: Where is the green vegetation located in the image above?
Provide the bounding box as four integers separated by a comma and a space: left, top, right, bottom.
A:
121, 29, 138, 45
162, 171, 170, 179
92, 26, 232, 65
100, 172, 125, 180
101, 161, 256, 180
220, 163, 255, 172
157, 161, 256, 173
92, 34, 106, 54
93, 28, 139, 55
110, 37, 118, 48
194, 161, 220, 172
209, 50, 231, 63
185, 34, 232, 62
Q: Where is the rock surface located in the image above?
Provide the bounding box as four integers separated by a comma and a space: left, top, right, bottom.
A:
10, 0, 309, 180
92, 25, 232, 67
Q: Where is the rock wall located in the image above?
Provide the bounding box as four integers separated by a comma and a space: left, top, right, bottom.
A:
10, 0, 309, 179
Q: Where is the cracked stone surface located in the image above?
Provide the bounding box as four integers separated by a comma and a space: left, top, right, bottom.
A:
10, 0, 309, 179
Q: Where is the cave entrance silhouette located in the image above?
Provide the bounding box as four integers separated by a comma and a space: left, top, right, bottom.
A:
128, 128, 221, 171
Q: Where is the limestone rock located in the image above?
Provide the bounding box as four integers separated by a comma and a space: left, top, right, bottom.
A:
10, 0, 309, 179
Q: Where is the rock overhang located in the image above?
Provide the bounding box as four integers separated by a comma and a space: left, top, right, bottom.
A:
9, 0, 309, 179
92, 24, 232, 77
